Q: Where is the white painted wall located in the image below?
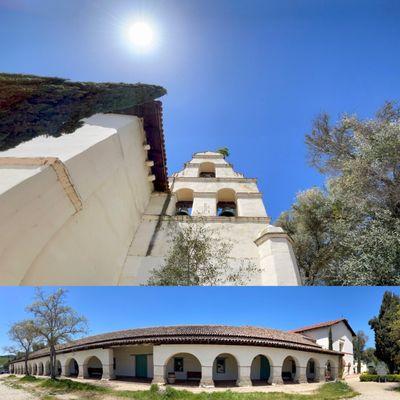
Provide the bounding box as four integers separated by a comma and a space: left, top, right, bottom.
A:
0, 114, 154, 285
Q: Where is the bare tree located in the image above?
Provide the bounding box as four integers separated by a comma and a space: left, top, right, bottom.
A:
27, 288, 87, 379
4, 320, 38, 375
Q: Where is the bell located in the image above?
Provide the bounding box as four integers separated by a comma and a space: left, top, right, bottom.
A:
176, 206, 190, 216
219, 207, 236, 217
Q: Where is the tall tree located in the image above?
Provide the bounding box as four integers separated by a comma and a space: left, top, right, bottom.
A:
276, 101, 400, 285
27, 289, 87, 379
4, 320, 38, 375
353, 331, 368, 373
147, 221, 259, 285
369, 291, 400, 373
217, 147, 230, 158
328, 327, 333, 350
0, 73, 166, 151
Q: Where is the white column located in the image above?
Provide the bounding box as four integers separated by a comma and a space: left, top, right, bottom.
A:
255, 226, 302, 286
192, 192, 217, 216
200, 365, 214, 387
152, 364, 165, 385
237, 365, 252, 387
102, 349, 115, 380
270, 365, 283, 385
298, 366, 308, 383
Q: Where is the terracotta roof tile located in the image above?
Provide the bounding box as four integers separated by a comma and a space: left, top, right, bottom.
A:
14, 325, 343, 362
289, 319, 356, 337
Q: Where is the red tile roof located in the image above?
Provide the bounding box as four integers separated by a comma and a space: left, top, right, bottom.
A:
289, 319, 356, 337
11, 325, 343, 363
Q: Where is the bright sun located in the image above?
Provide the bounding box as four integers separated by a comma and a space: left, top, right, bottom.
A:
128, 21, 155, 50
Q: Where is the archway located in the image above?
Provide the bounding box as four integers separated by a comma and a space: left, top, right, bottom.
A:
217, 189, 236, 217
306, 358, 319, 382
212, 353, 239, 387
250, 354, 271, 385
165, 353, 202, 386
56, 360, 62, 377
28, 364, 32, 375
44, 360, 51, 376
65, 358, 79, 377
9, 364, 14, 374
38, 362, 44, 376
198, 162, 216, 178
325, 360, 335, 381
175, 188, 194, 216
32, 363, 37, 375
84, 356, 103, 379
281, 356, 298, 383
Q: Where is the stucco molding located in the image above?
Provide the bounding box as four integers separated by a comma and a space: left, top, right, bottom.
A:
170, 176, 258, 183
0, 156, 82, 213
142, 214, 271, 224
254, 231, 294, 246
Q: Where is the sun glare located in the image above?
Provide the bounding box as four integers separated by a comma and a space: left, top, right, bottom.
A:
128, 21, 155, 51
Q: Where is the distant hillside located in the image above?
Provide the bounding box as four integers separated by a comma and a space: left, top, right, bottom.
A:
0, 355, 12, 366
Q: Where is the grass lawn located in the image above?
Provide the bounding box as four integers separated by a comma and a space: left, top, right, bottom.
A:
1, 376, 359, 400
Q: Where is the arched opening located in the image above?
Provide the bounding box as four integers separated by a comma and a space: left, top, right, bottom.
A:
213, 353, 239, 387
32, 363, 37, 375
9, 364, 14, 374
65, 358, 79, 377
85, 356, 103, 379
175, 188, 194, 216
306, 358, 319, 382
281, 356, 298, 383
44, 360, 51, 376
28, 364, 32, 375
250, 354, 271, 385
165, 353, 202, 386
56, 360, 62, 377
38, 362, 44, 376
217, 189, 236, 217
198, 162, 216, 178
325, 360, 335, 381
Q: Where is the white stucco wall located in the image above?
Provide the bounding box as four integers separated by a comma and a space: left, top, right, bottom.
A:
298, 322, 354, 374
0, 114, 154, 285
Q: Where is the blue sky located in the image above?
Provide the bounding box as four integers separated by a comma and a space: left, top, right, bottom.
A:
1, 0, 399, 218
0, 286, 398, 351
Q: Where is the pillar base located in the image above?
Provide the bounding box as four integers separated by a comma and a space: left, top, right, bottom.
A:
152, 375, 165, 385
237, 378, 252, 387
200, 379, 214, 387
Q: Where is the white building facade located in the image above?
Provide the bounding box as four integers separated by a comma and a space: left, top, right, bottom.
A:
120, 151, 301, 285
10, 325, 343, 387
0, 101, 300, 286
290, 319, 356, 377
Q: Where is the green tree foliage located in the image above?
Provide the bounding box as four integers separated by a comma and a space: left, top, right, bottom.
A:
328, 327, 333, 350
27, 288, 87, 379
4, 320, 39, 376
217, 147, 230, 158
147, 221, 260, 285
276, 101, 400, 285
0, 73, 166, 151
369, 291, 400, 373
353, 331, 368, 373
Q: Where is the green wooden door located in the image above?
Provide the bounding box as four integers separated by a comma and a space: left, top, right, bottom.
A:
135, 355, 148, 378
260, 356, 270, 381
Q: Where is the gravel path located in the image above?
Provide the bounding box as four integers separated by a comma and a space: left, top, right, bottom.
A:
346, 376, 400, 399
0, 380, 35, 400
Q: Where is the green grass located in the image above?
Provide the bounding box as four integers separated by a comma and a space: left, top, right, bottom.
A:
20, 375, 41, 382
12, 378, 358, 400
39, 378, 108, 392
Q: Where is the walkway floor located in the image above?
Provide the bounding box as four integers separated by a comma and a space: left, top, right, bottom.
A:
346, 376, 400, 399
0, 380, 35, 400
68, 376, 324, 394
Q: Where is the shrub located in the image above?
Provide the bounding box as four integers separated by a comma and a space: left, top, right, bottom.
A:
19, 375, 38, 382
360, 373, 400, 382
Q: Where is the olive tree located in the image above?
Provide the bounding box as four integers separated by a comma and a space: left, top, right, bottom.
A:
147, 221, 260, 286
27, 289, 87, 379
5, 320, 38, 375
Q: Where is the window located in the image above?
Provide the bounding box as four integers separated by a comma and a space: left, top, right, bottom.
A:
113, 357, 116, 370
216, 358, 226, 374
199, 171, 215, 178
339, 341, 344, 352
174, 357, 184, 372
175, 201, 193, 216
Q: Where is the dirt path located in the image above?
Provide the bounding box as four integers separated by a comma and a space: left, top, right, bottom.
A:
0, 380, 35, 400
346, 376, 400, 399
